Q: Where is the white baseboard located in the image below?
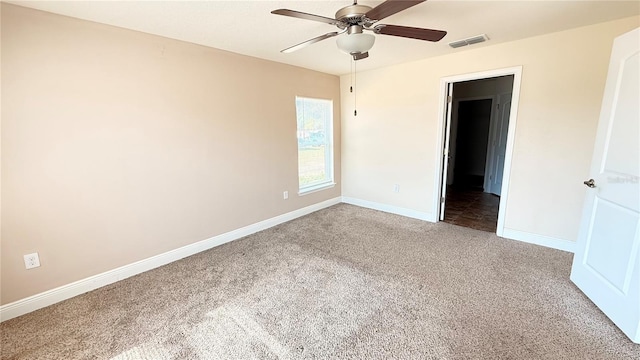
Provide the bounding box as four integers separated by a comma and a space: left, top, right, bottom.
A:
501, 228, 576, 253
0, 197, 341, 322
1, 197, 574, 322
341, 196, 432, 222
340, 197, 575, 253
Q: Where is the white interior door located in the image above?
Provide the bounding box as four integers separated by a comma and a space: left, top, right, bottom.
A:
439, 83, 454, 220
570, 27, 640, 343
446, 100, 460, 187
487, 93, 511, 196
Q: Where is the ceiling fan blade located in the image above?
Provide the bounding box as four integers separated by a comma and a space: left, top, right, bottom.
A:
281, 32, 340, 53
271, 9, 341, 25
352, 52, 369, 61
374, 24, 446, 42
365, 0, 426, 21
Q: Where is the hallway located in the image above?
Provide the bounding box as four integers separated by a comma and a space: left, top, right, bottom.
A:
443, 188, 500, 232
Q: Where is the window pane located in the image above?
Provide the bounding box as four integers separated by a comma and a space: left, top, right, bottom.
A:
296, 97, 333, 191
298, 145, 326, 186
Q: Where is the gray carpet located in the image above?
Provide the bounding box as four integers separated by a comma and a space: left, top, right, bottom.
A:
1, 204, 638, 359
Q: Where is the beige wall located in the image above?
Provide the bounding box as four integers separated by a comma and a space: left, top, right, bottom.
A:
1, 4, 341, 305
341, 17, 639, 241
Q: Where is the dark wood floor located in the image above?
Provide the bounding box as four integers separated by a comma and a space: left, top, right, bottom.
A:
443, 188, 500, 232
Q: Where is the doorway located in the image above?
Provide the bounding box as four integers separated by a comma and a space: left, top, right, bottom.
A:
445, 95, 500, 232
433, 67, 522, 236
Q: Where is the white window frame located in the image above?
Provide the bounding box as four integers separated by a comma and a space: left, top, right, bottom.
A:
295, 96, 335, 195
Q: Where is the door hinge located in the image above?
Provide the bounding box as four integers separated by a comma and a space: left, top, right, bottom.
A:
447, 95, 452, 103
441, 196, 445, 204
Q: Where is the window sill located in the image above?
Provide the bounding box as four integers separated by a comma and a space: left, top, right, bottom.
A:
298, 182, 336, 196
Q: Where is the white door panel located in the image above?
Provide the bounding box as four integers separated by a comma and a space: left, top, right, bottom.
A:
440, 83, 454, 220
584, 199, 638, 292
488, 93, 511, 196
570, 27, 640, 343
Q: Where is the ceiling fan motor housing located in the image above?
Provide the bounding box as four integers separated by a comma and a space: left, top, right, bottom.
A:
335, 4, 373, 27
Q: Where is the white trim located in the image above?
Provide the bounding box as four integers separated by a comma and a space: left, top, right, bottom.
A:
341, 196, 433, 222
439, 83, 454, 220
341, 197, 574, 253
296, 96, 335, 195
434, 79, 453, 222
501, 228, 576, 253
433, 66, 523, 238
496, 71, 522, 237
298, 182, 336, 196
0, 197, 342, 322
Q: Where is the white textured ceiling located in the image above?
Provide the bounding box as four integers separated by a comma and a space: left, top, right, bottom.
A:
6, 1, 640, 75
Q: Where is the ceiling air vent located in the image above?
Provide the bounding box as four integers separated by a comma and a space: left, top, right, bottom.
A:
448, 34, 489, 48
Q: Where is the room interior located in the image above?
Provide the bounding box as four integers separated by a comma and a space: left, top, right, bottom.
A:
1, 0, 639, 357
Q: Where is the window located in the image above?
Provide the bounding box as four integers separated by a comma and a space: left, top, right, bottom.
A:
296, 97, 334, 194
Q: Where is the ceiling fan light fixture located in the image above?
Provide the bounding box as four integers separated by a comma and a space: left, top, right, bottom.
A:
336, 32, 376, 55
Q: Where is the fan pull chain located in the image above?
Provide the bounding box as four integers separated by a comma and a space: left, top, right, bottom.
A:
350, 56, 353, 94
348, 57, 357, 116
353, 59, 357, 116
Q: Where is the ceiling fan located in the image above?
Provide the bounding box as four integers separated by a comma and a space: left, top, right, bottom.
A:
271, 0, 447, 60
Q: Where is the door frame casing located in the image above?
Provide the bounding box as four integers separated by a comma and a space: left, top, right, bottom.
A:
433, 66, 523, 237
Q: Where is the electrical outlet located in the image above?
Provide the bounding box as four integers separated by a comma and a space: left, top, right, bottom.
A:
24, 253, 41, 269
393, 184, 400, 193
283, 191, 289, 200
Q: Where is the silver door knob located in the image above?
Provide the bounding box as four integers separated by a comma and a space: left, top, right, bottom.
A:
583, 179, 596, 188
